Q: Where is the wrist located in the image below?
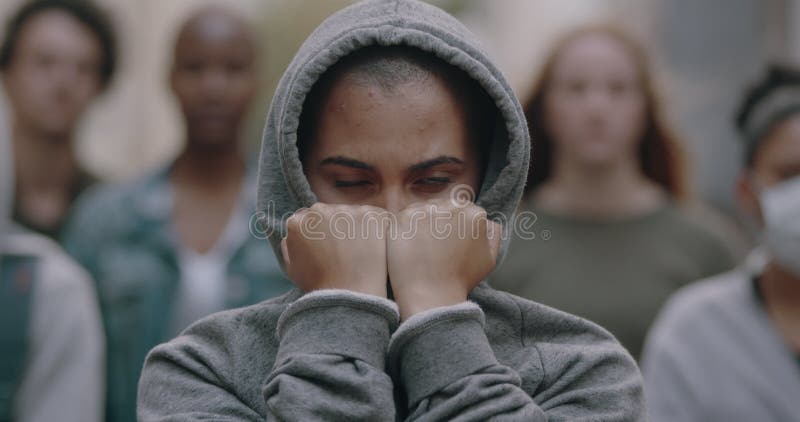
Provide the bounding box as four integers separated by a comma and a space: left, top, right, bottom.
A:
318, 275, 387, 298
395, 286, 467, 321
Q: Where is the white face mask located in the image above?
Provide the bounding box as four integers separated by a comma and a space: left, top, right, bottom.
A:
760, 175, 800, 277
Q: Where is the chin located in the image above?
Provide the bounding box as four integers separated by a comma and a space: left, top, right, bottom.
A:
576, 148, 623, 165
38, 120, 75, 139
573, 138, 627, 160
191, 137, 237, 152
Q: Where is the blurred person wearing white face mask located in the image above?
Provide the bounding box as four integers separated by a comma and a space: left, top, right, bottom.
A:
642, 65, 800, 421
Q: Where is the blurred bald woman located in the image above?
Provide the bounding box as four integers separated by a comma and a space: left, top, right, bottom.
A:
62, 7, 291, 421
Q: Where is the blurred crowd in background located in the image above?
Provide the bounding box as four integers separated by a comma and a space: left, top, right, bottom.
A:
0, 0, 799, 421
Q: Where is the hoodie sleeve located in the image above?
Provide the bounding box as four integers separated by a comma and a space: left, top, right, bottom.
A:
138, 290, 399, 421
388, 302, 544, 421
263, 290, 398, 421
388, 301, 645, 421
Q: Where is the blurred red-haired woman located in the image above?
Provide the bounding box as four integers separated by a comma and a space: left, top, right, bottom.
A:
491, 24, 741, 359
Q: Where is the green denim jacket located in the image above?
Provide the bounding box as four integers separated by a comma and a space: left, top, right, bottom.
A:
62, 166, 292, 422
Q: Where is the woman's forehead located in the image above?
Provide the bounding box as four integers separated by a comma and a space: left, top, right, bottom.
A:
759, 114, 800, 164
311, 76, 472, 157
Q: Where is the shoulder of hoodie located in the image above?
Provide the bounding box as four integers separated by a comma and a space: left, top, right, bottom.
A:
144, 288, 298, 398
471, 284, 640, 383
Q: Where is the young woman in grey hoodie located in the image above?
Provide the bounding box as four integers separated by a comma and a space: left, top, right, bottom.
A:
137, 1, 645, 420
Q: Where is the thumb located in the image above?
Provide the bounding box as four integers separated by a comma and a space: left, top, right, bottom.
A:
280, 237, 291, 266
487, 220, 502, 263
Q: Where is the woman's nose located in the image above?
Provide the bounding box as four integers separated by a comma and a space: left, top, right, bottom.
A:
374, 187, 408, 214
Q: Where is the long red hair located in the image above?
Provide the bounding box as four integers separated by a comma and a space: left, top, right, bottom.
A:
524, 24, 689, 200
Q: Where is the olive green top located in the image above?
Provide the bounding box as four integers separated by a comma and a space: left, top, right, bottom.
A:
490, 202, 738, 359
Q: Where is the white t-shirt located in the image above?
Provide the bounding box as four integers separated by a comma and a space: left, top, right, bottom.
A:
168, 187, 251, 337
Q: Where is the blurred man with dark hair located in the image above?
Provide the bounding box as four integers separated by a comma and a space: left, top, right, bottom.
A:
0, 103, 104, 422
63, 6, 291, 422
1, 0, 115, 239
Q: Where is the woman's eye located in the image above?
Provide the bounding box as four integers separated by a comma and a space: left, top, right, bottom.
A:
608, 81, 631, 96
334, 180, 372, 188
415, 177, 452, 186
226, 62, 248, 74
180, 62, 204, 74
565, 81, 587, 95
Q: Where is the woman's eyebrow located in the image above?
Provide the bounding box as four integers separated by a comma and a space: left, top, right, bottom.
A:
409, 155, 464, 172
319, 156, 374, 170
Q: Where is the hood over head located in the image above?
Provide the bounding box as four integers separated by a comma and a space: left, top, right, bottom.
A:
256, 0, 530, 270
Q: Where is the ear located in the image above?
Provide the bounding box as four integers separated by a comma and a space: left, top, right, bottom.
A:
736, 171, 764, 226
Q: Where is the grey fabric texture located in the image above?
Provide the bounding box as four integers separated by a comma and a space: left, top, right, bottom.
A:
138, 0, 645, 420
139, 284, 644, 420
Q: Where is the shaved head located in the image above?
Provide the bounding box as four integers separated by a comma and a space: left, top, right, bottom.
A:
173, 6, 255, 61
171, 5, 259, 150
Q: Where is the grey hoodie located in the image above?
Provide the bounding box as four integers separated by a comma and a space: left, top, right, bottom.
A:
137, 0, 645, 420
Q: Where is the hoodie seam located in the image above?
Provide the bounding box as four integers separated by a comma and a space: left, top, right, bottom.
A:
512, 293, 547, 391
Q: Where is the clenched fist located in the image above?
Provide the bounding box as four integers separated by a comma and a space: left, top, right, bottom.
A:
281, 203, 390, 297
387, 199, 502, 320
